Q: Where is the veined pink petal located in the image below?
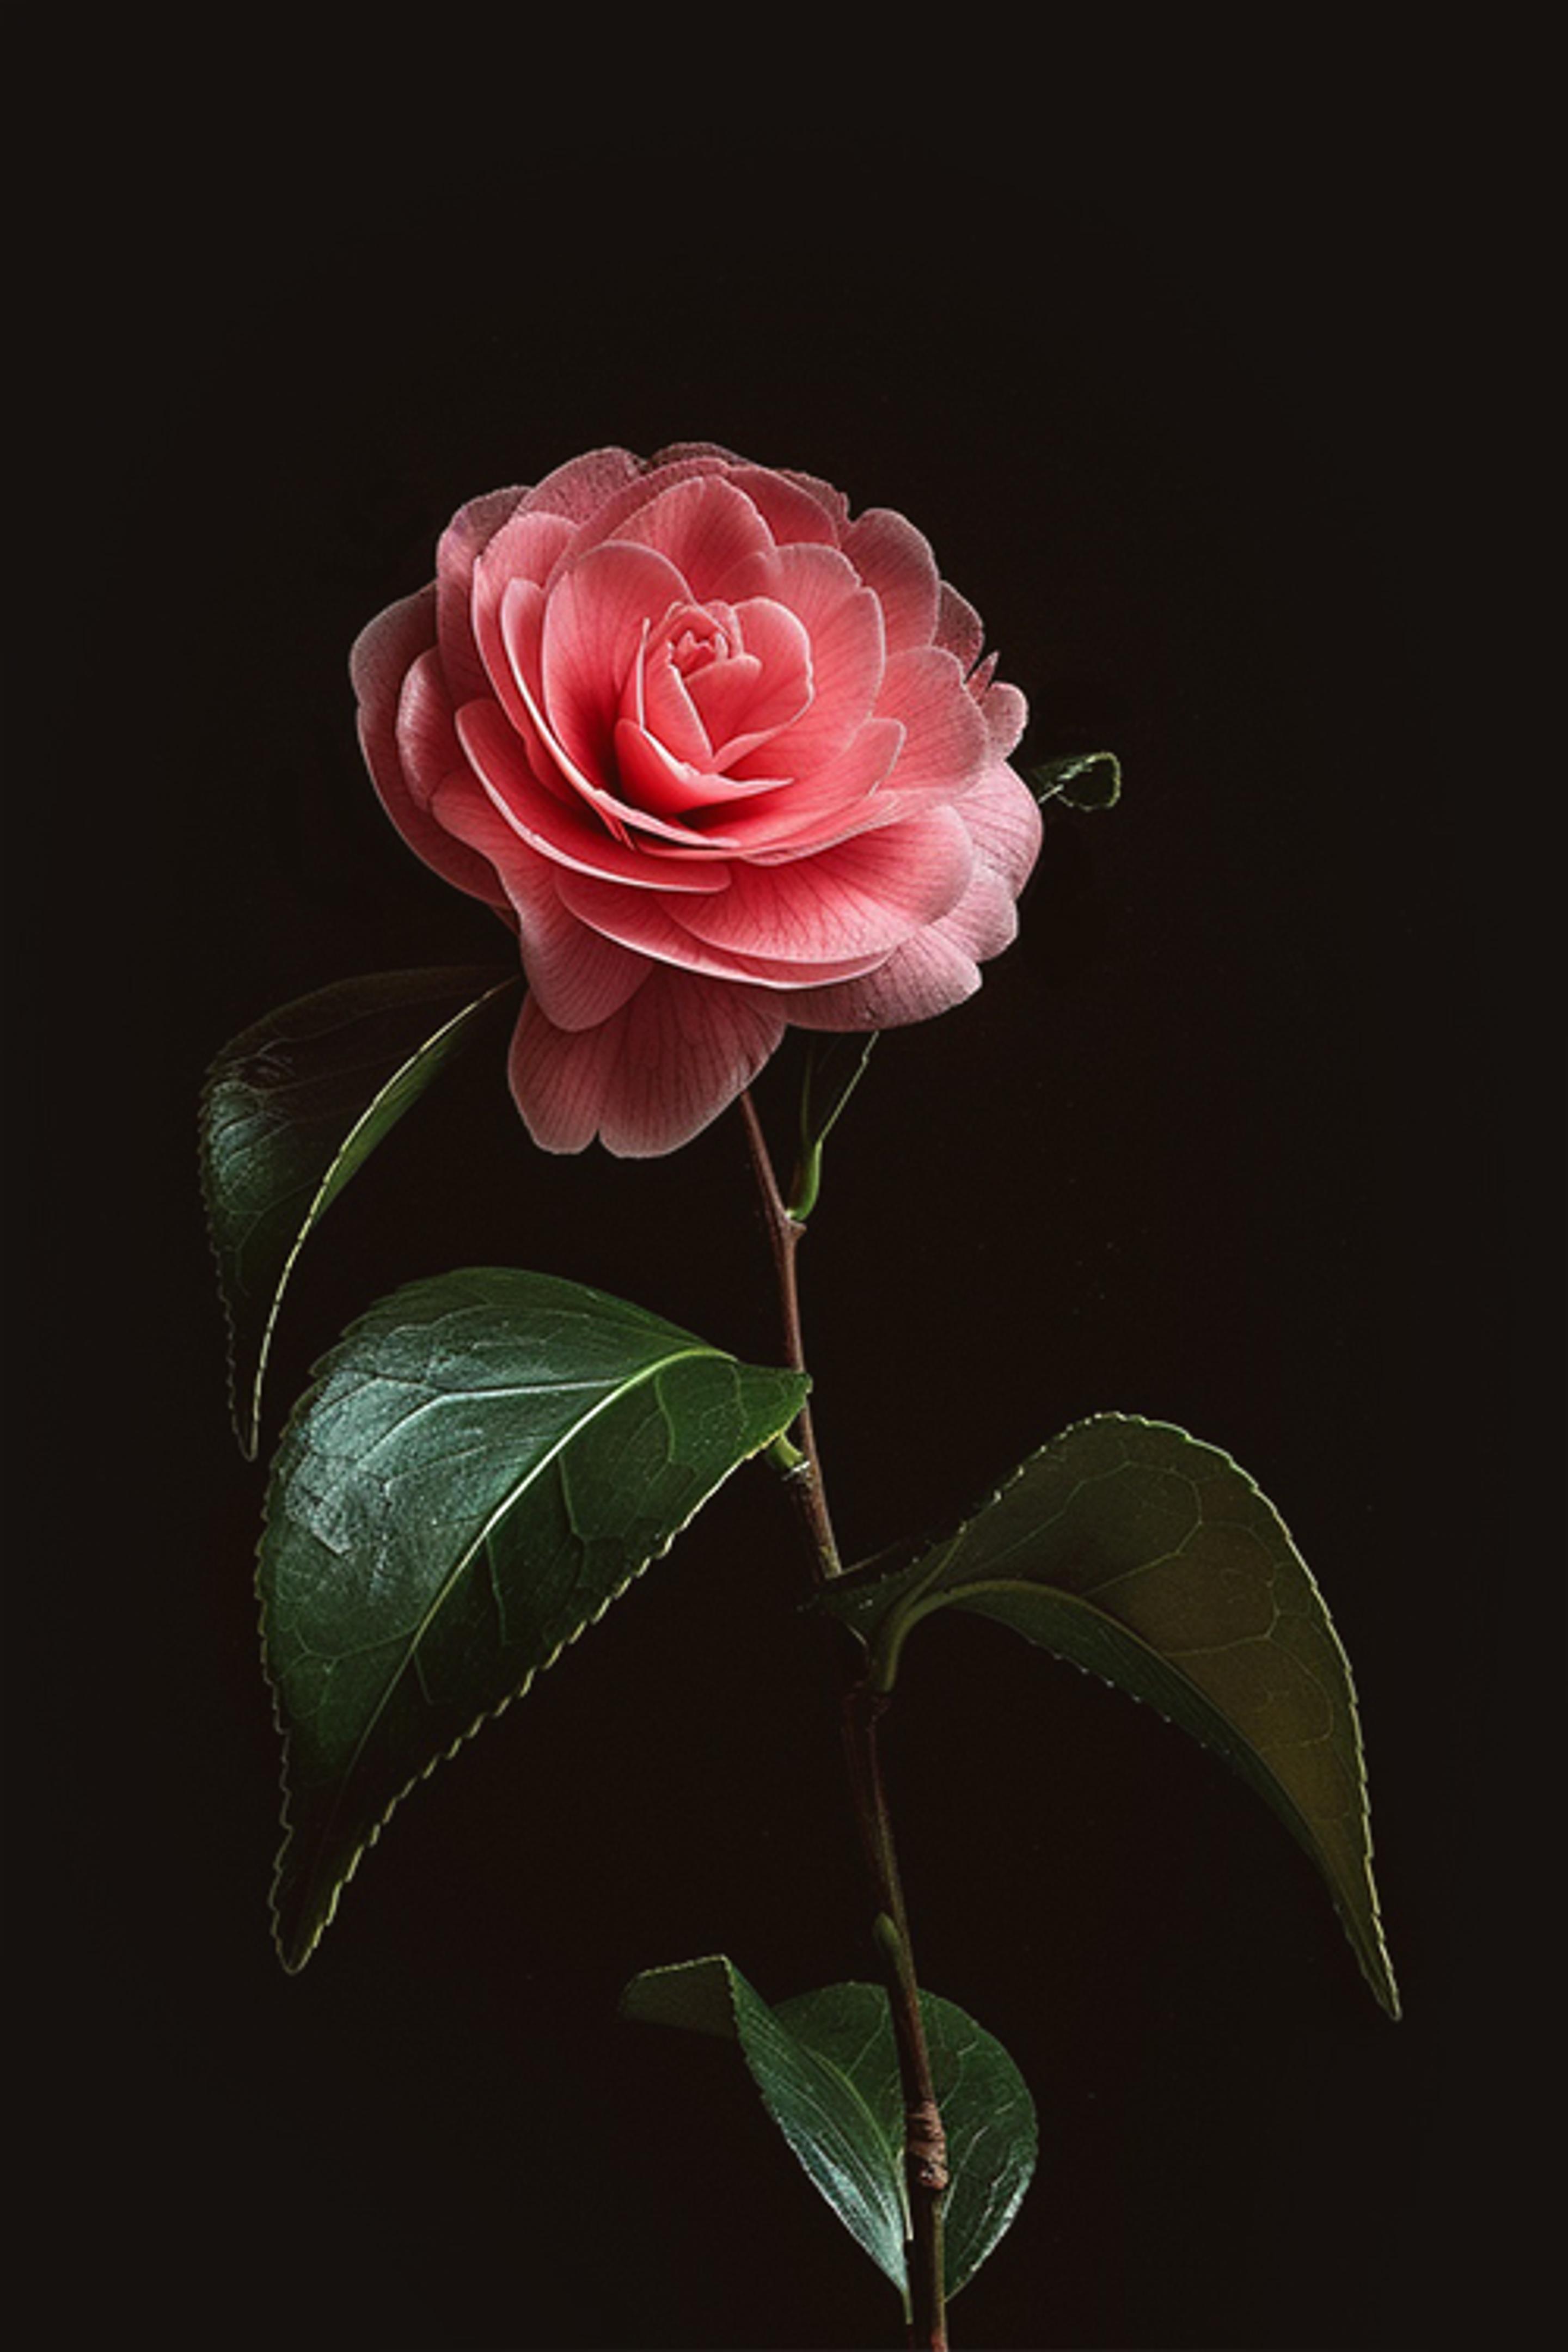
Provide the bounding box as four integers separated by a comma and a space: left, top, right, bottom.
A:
509, 970, 786, 1157
544, 455, 736, 586
609, 474, 776, 601
773, 926, 983, 1031
961, 759, 1045, 893
738, 584, 885, 770
351, 586, 507, 906
640, 645, 715, 768
935, 581, 985, 672
873, 645, 990, 796
714, 716, 906, 856
455, 699, 730, 892
930, 864, 1021, 962
554, 867, 893, 989
673, 807, 975, 962
518, 447, 645, 523
541, 540, 691, 786
721, 465, 841, 547
435, 486, 528, 705
973, 675, 1028, 758
689, 598, 813, 764
428, 776, 652, 1030
841, 508, 942, 654
611, 720, 790, 823
712, 539, 862, 633
470, 508, 578, 719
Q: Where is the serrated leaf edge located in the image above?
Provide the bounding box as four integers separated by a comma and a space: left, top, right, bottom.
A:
831, 1412, 1399, 2020
258, 1308, 807, 1972
197, 969, 516, 1460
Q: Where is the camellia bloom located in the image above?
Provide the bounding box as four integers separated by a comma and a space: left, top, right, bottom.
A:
352, 444, 1042, 1155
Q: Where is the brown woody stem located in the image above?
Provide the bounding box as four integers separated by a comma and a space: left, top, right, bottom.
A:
738, 1087, 950, 2350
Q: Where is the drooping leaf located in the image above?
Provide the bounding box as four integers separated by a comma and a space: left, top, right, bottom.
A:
820, 1415, 1399, 2018
1027, 749, 1122, 809
200, 967, 517, 1457
621, 1955, 1036, 2301
260, 1270, 807, 1971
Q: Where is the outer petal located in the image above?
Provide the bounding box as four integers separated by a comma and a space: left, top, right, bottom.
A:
961, 759, 1046, 896
775, 926, 983, 1031
609, 474, 776, 602
350, 586, 505, 905
873, 645, 991, 798
841, 508, 942, 653
673, 807, 976, 962
428, 775, 650, 1030
518, 446, 645, 522
436, 486, 529, 705
509, 968, 786, 1156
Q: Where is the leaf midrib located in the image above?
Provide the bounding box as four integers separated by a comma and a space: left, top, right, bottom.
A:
287, 1338, 720, 1903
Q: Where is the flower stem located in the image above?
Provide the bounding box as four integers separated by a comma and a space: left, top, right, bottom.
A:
738, 1087, 950, 2350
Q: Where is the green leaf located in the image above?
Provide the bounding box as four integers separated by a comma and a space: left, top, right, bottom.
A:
1027, 749, 1122, 809
259, 1270, 808, 1971
200, 967, 517, 1457
621, 1955, 1036, 2301
789, 1033, 879, 1220
820, 1415, 1399, 2019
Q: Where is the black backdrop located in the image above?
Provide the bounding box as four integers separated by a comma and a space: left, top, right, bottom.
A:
17, 50, 1542, 2352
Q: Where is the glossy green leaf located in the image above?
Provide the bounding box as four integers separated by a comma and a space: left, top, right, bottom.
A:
200, 967, 517, 1457
260, 1270, 808, 1971
821, 1414, 1399, 2018
1027, 749, 1122, 809
621, 1955, 1036, 2301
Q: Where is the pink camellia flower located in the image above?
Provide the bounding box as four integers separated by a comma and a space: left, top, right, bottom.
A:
352, 443, 1042, 1156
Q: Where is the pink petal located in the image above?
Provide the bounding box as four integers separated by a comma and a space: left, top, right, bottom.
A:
674, 807, 975, 962
743, 584, 885, 770
428, 776, 651, 1030
935, 581, 985, 672
722, 465, 841, 547
715, 717, 906, 856
930, 863, 1021, 962
509, 969, 786, 1157
518, 446, 645, 523
640, 645, 716, 768
546, 454, 736, 586
713, 538, 862, 631
538, 539, 691, 785
436, 486, 528, 706
874, 646, 990, 797
455, 699, 730, 892
961, 760, 1045, 895
973, 674, 1028, 758
774, 926, 983, 1031
554, 867, 892, 989
689, 598, 813, 764
351, 586, 507, 906
609, 474, 775, 601
611, 720, 790, 823
470, 509, 578, 718
841, 508, 941, 654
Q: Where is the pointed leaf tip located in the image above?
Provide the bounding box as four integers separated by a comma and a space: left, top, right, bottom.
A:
623, 1955, 1037, 2299
199, 966, 517, 1457
258, 1270, 807, 1968
820, 1413, 1399, 2019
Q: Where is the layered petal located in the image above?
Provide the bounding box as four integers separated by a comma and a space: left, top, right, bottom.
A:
353, 446, 1043, 1158
509, 968, 786, 1156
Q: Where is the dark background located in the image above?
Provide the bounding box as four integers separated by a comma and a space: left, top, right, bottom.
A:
18, 41, 1545, 2352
